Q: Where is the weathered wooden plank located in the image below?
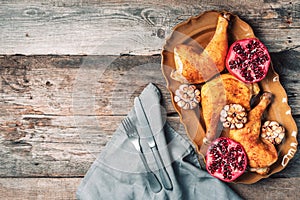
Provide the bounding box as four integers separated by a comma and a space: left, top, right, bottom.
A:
0, 178, 81, 200
229, 177, 300, 200
0, 0, 299, 55
0, 177, 299, 200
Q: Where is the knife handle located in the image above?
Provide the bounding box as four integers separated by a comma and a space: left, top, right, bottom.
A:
145, 171, 163, 193
150, 147, 173, 190
138, 152, 162, 193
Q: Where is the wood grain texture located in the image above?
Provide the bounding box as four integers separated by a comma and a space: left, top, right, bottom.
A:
1, 1, 300, 198
0, 177, 299, 200
0, 54, 299, 179
229, 177, 300, 200
0, 178, 81, 200
0, 0, 299, 55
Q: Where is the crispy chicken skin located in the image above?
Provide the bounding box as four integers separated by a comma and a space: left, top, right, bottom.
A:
171, 13, 230, 84
228, 92, 278, 175
201, 74, 260, 142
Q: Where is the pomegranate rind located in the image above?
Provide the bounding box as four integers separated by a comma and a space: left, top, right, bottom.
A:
205, 137, 248, 182
225, 38, 271, 83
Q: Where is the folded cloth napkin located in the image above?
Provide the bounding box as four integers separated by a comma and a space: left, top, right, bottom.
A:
76, 83, 242, 200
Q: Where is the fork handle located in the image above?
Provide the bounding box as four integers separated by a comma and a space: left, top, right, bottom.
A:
150, 147, 173, 190
138, 152, 162, 193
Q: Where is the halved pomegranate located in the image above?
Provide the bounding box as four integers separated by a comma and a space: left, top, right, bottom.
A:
226, 38, 271, 83
206, 137, 247, 182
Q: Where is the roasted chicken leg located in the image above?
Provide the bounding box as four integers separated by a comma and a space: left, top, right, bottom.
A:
171, 13, 230, 84
228, 92, 278, 175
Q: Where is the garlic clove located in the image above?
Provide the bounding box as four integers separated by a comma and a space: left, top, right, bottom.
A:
177, 100, 186, 108
188, 93, 195, 101
174, 95, 181, 102
274, 137, 281, 144
230, 123, 235, 129
190, 101, 198, 109
195, 89, 200, 96
183, 102, 190, 110
223, 105, 230, 111
235, 123, 244, 129
241, 117, 247, 124
220, 116, 226, 122
220, 110, 228, 117
223, 121, 230, 128
179, 84, 189, 92
269, 121, 279, 126
278, 132, 285, 139
194, 96, 201, 103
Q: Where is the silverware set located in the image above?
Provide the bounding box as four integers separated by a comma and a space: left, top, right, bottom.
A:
121, 97, 173, 193
122, 117, 162, 193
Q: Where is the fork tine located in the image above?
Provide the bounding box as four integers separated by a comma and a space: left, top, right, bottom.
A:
122, 118, 132, 132
122, 120, 129, 133
122, 118, 130, 130
126, 118, 133, 130
121, 119, 126, 128
122, 117, 139, 138
121, 120, 126, 130
126, 118, 131, 129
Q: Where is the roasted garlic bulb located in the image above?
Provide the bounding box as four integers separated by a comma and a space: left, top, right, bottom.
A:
220, 103, 248, 129
174, 84, 201, 110
261, 121, 285, 145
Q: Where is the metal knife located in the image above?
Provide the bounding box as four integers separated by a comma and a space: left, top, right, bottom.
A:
134, 97, 173, 190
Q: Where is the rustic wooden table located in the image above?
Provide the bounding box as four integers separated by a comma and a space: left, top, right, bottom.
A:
0, 0, 299, 199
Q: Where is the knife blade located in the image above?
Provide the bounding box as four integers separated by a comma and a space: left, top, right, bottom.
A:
134, 96, 173, 190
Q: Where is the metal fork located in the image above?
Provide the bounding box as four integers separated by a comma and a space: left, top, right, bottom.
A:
121, 117, 162, 193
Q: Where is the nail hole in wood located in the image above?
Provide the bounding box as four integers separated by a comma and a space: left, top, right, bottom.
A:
46, 81, 52, 86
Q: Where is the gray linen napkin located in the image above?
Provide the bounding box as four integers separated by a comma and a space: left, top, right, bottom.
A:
76, 83, 242, 200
